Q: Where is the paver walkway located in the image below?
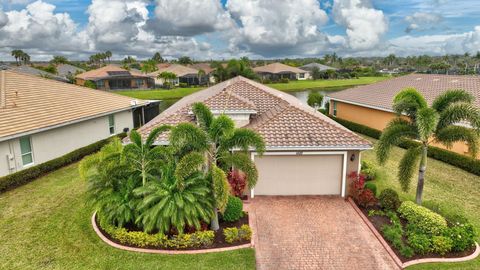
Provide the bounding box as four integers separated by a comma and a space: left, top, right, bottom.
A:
251, 196, 399, 270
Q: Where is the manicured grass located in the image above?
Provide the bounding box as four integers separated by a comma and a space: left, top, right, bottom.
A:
361, 136, 480, 270
0, 163, 255, 270
116, 77, 389, 101
267, 76, 389, 91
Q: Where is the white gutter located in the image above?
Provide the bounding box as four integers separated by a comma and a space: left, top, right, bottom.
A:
327, 97, 395, 113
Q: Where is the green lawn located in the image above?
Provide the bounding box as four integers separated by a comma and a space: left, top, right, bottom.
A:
0, 163, 255, 270
361, 136, 480, 270
117, 77, 388, 101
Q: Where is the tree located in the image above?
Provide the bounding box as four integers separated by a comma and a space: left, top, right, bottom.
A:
50, 56, 68, 65
311, 66, 321, 80
140, 59, 158, 74
19, 52, 30, 65
84, 80, 97, 89
11, 50, 24, 65
307, 92, 324, 109
376, 88, 480, 205
105, 51, 112, 63
178, 56, 193, 65
197, 69, 206, 85
157, 71, 177, 88
152, 52, 164, 63
192, 103, 265, 230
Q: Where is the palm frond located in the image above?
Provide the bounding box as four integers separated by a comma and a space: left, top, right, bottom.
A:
169, 123, 209, 155
219, 152, 259, 188
192, 102, 214, 131
209, 115, 235, 143
210, 164, 230, 213
437, 103, 480, 131
398, 146, 422, 192
221, 128, 266, 154
175, 152, 205, 185
129, 129, 143, 147
145, 125, 171, 147
376, 118, 418, 164
432, 89, 474, 113
435, 125, 480, 158
393, 88, 428, 118
416, 108, 439, 141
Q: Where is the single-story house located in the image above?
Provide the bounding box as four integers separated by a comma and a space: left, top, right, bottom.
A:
75, 65, 154, 90
56, 64, 85, 80
188, 63, 216, 84
253, 62, 310, 81
135, 76, 371, 197
148, 64, 207, 86
300, 63, 337, 72
0, 70, 159, 177
328, 74, 480, 158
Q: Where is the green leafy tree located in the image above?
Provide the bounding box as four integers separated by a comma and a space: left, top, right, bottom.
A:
84, 80, 97, 89
141, 59, 158, 74
105, 51, 112, 63
178, 56, 193, 65
50, 56, 68, 65
152, 52, 164, 63
158, 71, 177, 88
377, 88, 480, 204
311, 66, 321, 80
307, 92, 324, 109
192, 102, 265, 230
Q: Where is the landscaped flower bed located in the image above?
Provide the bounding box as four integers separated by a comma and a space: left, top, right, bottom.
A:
350, 172, 478, 262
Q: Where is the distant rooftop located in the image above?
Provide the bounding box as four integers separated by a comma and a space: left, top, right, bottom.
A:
253, 62, 308, 74
300, 63, 337, 71
76, 64, 147, 81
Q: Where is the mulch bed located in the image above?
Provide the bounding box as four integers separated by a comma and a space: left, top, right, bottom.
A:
360, 205, 476, 263
96, 214, 250, 251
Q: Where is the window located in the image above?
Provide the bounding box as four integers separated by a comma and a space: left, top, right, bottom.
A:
299, 73, 305, 79
135, 79, 144, 87
20, 136, 34, 166
108, 115, 115, 135
333, 101, 337, 116
96, 80, 105, 89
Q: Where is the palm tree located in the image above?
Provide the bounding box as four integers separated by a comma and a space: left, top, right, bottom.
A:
157, 71, 177, 88
11, 50, 23, 66
105, 51, 112, 63
376, 88, 480, 205
192, 102, 265, 230
141, 59, 158, 74
197, 69, 206, 85
50, 56, 68, 65
152, 52, 164, 63
20, 52, 30, 65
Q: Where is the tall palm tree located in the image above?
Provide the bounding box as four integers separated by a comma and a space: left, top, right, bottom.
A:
105, 51, 112, 63
377, 88, 480, 204
11, 50, 23, 65
192, 102, 265, 230
20, 52, 30, 65
197, 69, 206, 85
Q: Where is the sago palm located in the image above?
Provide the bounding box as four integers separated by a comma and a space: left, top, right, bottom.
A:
192, 102, 265, 230
377, 88, 480, 204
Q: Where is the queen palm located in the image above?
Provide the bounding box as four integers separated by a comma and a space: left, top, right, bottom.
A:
377, 88, 480, 204
192, 102, 265, 230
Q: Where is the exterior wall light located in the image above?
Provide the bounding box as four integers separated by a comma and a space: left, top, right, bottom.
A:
350, 153, 355, 162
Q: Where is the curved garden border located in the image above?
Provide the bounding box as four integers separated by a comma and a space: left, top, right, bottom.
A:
91, 212, 253, 254
347, 198, 480, 269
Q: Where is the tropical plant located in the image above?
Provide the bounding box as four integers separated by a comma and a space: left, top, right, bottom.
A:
141, 59, 158, 74
376, 88, 480, 204
158, 71, 177, 88
307, 92, 323, 109
50, 56, 68, 65
11, 49, 24, 65
178, 56, 193, 65
105, 51, 112, 63
152, 52, 164, 63
191, 102, 265, 230
84, 80, 97, 89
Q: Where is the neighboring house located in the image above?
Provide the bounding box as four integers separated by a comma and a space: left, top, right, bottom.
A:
8, 65, 69, 83
253, 62, 310, 81
56, 64, 85, 80
328, 74, 480, 158
300, 63, 337, 72
75, 65, 154, 90
188, 63, 216, 84
0, 70, 159, 177
134, 76, 371, 197
148, 64, 207, 86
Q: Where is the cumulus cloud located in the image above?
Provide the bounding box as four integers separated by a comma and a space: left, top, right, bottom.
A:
0, 9, 8, 28
146, 0, 234, 36
332, 0, 388, 50
226, 0, 330, 56
405, 12, 443, 33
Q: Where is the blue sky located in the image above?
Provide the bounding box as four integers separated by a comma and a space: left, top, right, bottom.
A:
0, 0, 479, 60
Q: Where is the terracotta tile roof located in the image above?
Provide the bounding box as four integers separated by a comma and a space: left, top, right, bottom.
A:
148, 64, 199, 78
188, 63, 215, 74
76, 64, 146, 80
329, 74, 480, 111
0, 70, 148, 141
136, 76, 371, 149
203, 90, 257, 112
253, 62, 308, 74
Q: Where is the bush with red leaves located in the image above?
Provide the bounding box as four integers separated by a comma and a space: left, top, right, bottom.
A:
348, 171, 377, 207
227, 170, 247, 197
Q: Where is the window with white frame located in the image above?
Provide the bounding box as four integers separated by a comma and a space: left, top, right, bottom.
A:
108, 115, 115, 135
20, 136, 34, 166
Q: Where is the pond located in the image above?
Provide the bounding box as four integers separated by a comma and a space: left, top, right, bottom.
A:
158, 85, 350, 113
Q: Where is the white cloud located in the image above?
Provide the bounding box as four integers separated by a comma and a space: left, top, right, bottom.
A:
332, 0, 388, 50
226, 0, 329, 56
0, 9, 8, 28
146, 0, 234, 36
405, 12, 443, 33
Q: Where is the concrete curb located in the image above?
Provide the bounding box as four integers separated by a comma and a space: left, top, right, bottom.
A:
347, 198, 480, 269
91, 212, 253, 255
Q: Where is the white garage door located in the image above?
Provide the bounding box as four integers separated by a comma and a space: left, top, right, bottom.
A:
253, 153, 344, 196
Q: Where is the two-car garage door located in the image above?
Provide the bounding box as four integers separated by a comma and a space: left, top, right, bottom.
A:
253, 153, 345, 196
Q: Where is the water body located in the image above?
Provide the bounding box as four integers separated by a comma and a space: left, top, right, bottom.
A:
158, 86, 351, 113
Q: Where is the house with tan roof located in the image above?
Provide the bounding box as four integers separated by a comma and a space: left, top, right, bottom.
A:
253, 62, 310, 81
328, 74, 480, 158
75, 65, 154, 90
0, 70, 159, 176
148, 63, 207, 86
134, 76, 371, 197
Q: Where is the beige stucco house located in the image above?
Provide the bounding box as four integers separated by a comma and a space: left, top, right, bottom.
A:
135, 76, 371, 197
253, 62, 310, 81
0, 70, 156, 177
75, 65, 154, 90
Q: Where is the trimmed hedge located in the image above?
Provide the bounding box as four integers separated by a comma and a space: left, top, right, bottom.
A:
0, 133, 126, 193
329, 116, 480, 176
398, 201, 448, 235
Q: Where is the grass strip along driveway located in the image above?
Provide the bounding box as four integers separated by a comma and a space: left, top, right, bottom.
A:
361, 136, 480, 270
117, 77, 388, 101
0, 163, 255, 270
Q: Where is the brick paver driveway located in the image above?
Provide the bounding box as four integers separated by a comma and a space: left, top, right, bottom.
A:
251, 196, 399, 270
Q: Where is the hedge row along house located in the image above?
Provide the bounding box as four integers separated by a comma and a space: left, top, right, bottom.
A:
328, 74, 480, 158
0, 70, 159, 177
134, 76, 371, 197
75, 65, 154, 90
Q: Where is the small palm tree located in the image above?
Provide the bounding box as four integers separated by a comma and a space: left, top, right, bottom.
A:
192, 102, 265, 230
11, 50, 23, 66
377, 88, 480, 204
158, 71, 177, 88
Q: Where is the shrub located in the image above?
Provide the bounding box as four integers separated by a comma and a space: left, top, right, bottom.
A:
223, 225, 252, 243
361, 160, 377, 180
279, 78, 289, 83
423, 200, 469, 225
400, 246, 415, 258
0, 134, 125, 193
262, 78, 272, 84
378, 189, 401, 211
431, 236, 453, 255
348, 172, 377, 207
382, 224, 404, 250
398, 201, 448, 235
227, 170, 247, 197
222, 196, 244, 222
444, 223, 477, 252
407, 233, 432, 255
364, 182, 377, 196
179, 82, 188, 88
368, 209, 385, 217
84, 80, 97, 89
